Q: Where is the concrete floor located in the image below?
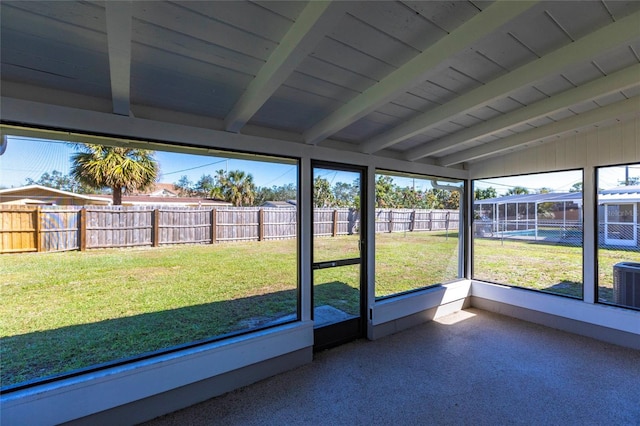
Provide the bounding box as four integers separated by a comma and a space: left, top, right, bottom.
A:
145, 309, 640, 425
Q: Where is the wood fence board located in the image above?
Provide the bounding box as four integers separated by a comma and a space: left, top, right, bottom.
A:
1, 206, 459, 253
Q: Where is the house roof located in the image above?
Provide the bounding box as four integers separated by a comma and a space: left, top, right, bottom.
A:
476, 186, 640, 205
0, 184, 111, 204
1, 1, 638, 169
91, 194, 231, 207
0, 185, 232, 206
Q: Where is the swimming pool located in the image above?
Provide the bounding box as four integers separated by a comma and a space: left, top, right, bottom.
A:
501, 228, 582, 239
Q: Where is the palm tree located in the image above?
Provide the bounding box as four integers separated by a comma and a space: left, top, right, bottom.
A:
506, 186, 529, 196
224, 170, 256, 206
70, 144, 159, 205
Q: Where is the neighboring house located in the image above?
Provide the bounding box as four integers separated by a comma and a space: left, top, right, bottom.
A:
131, 183, 180, 198
261, 200, 296, 208
0, 185, 110, 206
0, 184, 232, 207
91, 194, 232, 207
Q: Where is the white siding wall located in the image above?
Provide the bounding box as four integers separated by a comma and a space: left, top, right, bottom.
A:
468, 117, 640, 179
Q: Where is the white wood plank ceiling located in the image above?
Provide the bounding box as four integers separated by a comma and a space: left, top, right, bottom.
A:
1, 0, 639, 168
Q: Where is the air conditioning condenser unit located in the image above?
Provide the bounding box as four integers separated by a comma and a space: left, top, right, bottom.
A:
613, 262, 640, 308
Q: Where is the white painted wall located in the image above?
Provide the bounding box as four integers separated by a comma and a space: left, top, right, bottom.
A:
468, 117, 639, 178
468, 117, 640, 340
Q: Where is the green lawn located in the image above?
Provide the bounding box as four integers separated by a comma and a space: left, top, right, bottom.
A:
1, 233, 637, 387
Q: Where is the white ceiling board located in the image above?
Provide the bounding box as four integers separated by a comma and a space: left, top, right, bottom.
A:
569, 100, 600, 115
541, 1, 613, 41
592, 42, 640, 75
132, 2, 278, 62
408, 81, 456, 105
401, 1, 484, 33
475, 30, 539, 71
561, 62, 609, 86
251, 85, 343, 133
310, 37, 395, 81
534, 74, 576, 97
350, 1, 448, 52
130, 19, 264, 76
281, 72, 359, 104
447, 53, 508, 85
426, 67, 483, 95
329, 12, 420, 69
176, 1, 296, 42
374, 103, 420, 121
451, 114, 484, 128
602, 0, 640, 20
391, 93, 437, 114
546, 109, 576, 122
251, 1, 309, 21
594, 91, 629, 107
130, 43, 253, 96
1, 30, 110, 84
485, 97, 524, 114
295, 56, 376, 94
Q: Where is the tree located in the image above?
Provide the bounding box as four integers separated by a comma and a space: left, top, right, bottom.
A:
25, 170, 94, 194
223, 170, 256, 206
619, 176, 640, 186
333, 181, 358, 207
569, 182, 582, 193
174, 175, 195, 196
474, 187, 497, 200
313, 176, 334, 207
195, 174, 216, 197
70, 144, 159, 205
375, 175, 396, 208
506, 186, 529, 195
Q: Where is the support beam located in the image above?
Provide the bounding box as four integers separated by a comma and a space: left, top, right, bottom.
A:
105, 1, 133, 116
438, 96, 640, 166
224, 1, 347, 133
405, 63, 640, 161
363, 10, 640, 154
303, 1, 538, 145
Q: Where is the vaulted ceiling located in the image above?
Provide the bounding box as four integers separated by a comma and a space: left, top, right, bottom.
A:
1, 1, 639, 169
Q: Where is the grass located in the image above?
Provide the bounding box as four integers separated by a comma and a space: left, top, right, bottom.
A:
1, 232, 637, 387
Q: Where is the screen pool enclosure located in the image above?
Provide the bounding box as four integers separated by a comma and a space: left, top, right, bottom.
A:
473, 186, 640, 247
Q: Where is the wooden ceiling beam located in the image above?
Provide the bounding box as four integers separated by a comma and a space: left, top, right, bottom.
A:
224, 1, 348, 133
405, 63, 640, 161
303, 1, 539, 145
106, 1, 133, 116
364, 10, 640, 155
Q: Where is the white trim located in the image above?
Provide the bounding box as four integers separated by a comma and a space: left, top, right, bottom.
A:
0, 322, 313, 426
471, 281, 640, 334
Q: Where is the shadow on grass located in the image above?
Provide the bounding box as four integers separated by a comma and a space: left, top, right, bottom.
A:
1, 281, 357, 391
541, 280, 583, 298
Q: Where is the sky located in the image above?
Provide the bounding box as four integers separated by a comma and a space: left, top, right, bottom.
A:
1, 136, 638, 194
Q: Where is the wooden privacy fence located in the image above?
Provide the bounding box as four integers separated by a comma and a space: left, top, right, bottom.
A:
0, 206, 459, 254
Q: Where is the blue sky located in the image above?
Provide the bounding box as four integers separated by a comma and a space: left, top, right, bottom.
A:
1, 136, 637, 193
0, 137, 298, 189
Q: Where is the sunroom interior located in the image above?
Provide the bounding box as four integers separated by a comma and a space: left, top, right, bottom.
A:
1, 1, 639, 424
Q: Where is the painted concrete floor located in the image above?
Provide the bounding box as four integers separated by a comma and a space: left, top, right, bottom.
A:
145, 309, 640, 425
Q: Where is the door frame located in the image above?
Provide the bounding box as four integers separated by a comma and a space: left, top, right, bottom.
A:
310, 160, 368, 351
